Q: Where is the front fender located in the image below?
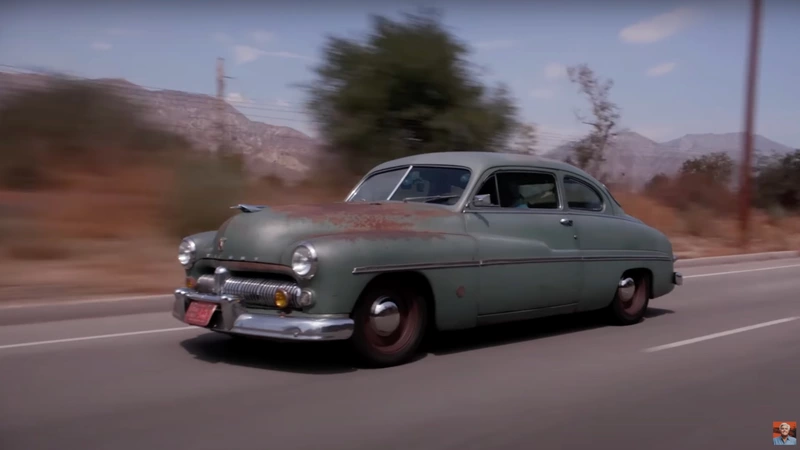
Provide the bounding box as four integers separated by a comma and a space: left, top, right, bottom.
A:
289, 232, 480, 330
184, 231, 217, 275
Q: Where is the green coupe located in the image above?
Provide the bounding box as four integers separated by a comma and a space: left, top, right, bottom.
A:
172, 152, 682, 366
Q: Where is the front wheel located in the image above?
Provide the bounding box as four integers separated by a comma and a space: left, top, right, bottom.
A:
607, 272, 650, 325
350, 281, 428, 367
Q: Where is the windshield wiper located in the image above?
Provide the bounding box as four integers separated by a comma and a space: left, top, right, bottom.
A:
402, 194, 461, 203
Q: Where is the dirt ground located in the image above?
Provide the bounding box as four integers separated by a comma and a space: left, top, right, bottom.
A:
1, 175, 798, 303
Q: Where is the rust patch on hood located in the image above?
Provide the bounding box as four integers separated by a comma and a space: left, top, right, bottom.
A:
304, 230, 453, 242
270, 202, 455, 231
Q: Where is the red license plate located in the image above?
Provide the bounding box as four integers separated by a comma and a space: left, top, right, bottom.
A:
184, 301, 218, 327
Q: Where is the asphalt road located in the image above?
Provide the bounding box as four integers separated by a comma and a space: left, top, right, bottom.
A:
1, 259, 799, 450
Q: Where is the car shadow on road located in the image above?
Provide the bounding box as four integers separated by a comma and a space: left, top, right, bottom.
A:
179, 333, 362, 375
179, 307, 674, 374
425, 307, 675, 356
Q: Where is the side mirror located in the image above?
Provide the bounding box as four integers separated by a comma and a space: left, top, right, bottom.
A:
471, 194, 494, 207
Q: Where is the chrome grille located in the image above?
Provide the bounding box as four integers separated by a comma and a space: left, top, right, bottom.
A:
196, 274, 300, 308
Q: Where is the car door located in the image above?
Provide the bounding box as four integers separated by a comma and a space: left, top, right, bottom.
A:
464, 168, 583, 316
559, 173, 631, 311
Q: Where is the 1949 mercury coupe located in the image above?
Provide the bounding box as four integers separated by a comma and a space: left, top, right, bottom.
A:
173, 151, 682, 366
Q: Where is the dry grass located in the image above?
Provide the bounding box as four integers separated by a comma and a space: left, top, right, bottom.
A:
0, 167, 798, 302
613, 190, 800, 259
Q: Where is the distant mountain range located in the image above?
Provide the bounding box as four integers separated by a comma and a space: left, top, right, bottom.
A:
0, 71, 323, 182
1, 71, 795, 187
544, 131, 795, 187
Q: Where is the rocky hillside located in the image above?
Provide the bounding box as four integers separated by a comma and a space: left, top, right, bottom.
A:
0, 71, 322, 181
545, 131, 794, 188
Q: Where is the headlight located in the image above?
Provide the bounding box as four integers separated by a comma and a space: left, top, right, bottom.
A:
178, 238, 196, 267
291, 243, 318, 279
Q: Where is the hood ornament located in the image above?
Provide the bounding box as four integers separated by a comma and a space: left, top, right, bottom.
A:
217, 237, 227, 252
230, 204, 266, 213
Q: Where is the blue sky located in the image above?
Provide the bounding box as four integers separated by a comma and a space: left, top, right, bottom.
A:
1, 0, 798, 150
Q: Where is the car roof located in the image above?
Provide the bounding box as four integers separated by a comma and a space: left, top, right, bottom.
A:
370, 151, 597, 181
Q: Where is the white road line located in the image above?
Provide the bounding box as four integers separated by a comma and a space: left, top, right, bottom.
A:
643, 317, 800, 353
683, 263, 800, 279
0, 326, 197, 351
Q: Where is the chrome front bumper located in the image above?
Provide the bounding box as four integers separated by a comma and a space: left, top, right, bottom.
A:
172, 288, 354, 341
673, 272, 683, 286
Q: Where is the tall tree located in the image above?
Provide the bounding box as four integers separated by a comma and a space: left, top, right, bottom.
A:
566, 64, 621, 177
304, 11, 518, 173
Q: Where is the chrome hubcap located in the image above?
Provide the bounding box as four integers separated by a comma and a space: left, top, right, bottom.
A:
369, 297, 400, 336
617, 277, 635, 303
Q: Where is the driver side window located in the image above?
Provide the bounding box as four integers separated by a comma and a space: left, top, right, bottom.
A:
473, 171, 560, 209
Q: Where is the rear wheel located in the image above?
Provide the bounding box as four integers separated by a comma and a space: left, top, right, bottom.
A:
607, 272, 650, 325
350, 281, 428, 367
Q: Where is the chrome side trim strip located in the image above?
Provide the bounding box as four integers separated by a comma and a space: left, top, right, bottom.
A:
352, 260, 480, 274
352, 254, 674, 274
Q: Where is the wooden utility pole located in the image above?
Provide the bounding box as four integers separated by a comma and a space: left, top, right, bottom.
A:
739, 0, 763, 249
215, 57, 226, 153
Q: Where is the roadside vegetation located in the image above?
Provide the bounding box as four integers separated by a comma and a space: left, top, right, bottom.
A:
1, 10, 798, 301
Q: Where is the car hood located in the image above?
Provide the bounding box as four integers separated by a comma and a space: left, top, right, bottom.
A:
208, 201, 464, 263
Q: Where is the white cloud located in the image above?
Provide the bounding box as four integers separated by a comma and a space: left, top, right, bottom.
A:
233, 45, 263, 64
619, 7, 696, 44
646, 62, 677, 77
275, 99, 291, 107
226, 93, 253, 103
474, 39, 516, 51
212, 32, 233, 43
91, 42, 112, 51
544, 62, 567, 80
250, 30, 274, 44
233, 45, 311, 64
530, 88, 556, 99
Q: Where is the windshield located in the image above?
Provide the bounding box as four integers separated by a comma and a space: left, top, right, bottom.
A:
348, 166, 472, 205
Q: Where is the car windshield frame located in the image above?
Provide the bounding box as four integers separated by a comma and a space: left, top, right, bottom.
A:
345, 164, 473, 206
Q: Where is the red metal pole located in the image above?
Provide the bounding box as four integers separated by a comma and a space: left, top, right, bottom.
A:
740, 0, 763, 248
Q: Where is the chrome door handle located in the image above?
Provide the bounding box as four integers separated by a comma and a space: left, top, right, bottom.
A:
560, 218, 573, 226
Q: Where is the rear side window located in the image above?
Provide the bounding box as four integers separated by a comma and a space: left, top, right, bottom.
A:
563, 176, 604, 211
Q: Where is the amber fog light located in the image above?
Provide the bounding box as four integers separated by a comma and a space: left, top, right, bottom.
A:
185, 277, 197, 289
274, 289, 289, 308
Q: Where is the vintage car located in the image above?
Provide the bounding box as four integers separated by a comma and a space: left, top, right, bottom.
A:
172, 151, 682, 366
